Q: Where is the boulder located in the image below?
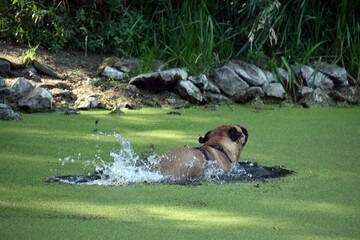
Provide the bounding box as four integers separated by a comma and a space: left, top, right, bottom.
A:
203, 92, 229, 103
129, 68, 188, 92
174, 80, 203, 103
262, 82, 286, 99
0, 59, 11, 72
188, 74, 208, 90
212, 65, 249, 97
234, 87, 264, 103
300, 88, 335, 108
205, 80, 221, 94
100, 66, 125, 80
74, 93, 99, 109
300, 65, 334, 91
226, 60, 268, 86
18, 87, 53, 112
0, 103, 22, 121
114, 58, 138, 73
12, 78, 35, 96
317, 63, 348, 86
264, 70, 277, 83
329, 86, 358, 104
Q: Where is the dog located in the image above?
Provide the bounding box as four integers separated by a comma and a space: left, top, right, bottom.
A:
158, 124, 248, 181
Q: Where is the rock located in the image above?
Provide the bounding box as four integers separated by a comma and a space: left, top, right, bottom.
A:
203, 91, 229, 103
212, 65, 249, 97
74, 93, 99, 109
129, 68, 188, 92
298, 86, 314, 96
0, 77, 9, 88
100, 66, 125, 80
97, 57, 121, 73
12, 78, 35, 96
188, 74, 208, 90
317, 63, 348, 86
329, 86, 358, 104
114, 58, 138, 73
32, 59, 63, 79
0, 77, 16, 104
0, 103, 22, 121
0, 59, 11, 72
264, 70, 277, 83
18, 87, 54, 112
300, 88, 335, 108
234, 87, 264, 103
247, 96, 265, 109
297, 86, 314, 100
174, 80, 203, 103
109, 107, 124, 115
205, 80, 221, 94
262, 82, 286, 99
64, 108, 80, 115
300, 65, 334, 91
226, 60, 268, 86
164, 93, 191, 109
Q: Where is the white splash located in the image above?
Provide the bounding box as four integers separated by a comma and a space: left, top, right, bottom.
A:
85, 133, 164, 186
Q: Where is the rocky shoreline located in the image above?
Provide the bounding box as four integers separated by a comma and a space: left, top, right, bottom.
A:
0, 49, 359, 121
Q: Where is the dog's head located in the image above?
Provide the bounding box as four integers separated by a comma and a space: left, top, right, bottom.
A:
199, 125, 248, 146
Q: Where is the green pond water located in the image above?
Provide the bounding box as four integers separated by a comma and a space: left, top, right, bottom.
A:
0, 105, 359, 239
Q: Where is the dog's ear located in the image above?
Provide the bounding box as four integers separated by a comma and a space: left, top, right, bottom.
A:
240, 127, 248, 145
199, 130, 211, 144
227, 127, 242, 142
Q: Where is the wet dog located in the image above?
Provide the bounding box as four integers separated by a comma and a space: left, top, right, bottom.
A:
158, 124, 248, 182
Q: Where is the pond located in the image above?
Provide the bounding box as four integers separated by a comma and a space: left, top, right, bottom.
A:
0, 105, 359, 239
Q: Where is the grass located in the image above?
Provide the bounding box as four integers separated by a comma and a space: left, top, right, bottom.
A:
1, 105, 360, 239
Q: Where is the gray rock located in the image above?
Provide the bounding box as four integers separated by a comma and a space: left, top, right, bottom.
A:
300, 65, 334, 91
234, 87, 264, 103
18, 87, 53, 112
329, 86, 358, 104
75, 93, 99, 109
174, 80, 203, 103
298, 86, 314, 96
100, 66, 125, 80
188, 74, 208, 90
317, 63, 348, 86
0, 77, 9, 88
205, 80, 221, 94
262, 82, 286, 99
300, 88, 335, 108
0, 59, 11, 72
115, 58, 138, 73
264, 70, 277, 83
0, 103, 22, 121
12, 78, 35, 96
212, 65, 249, 97
203, 92, 229, 103
277, 68, 289, 83
129, 68, 188, 92
226, 60, 268, 86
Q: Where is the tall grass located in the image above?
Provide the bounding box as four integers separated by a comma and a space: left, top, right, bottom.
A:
0, 0, 359, 80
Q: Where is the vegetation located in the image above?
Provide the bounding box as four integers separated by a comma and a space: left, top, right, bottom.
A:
1, 106, 360, 239
0, 0, 359, 79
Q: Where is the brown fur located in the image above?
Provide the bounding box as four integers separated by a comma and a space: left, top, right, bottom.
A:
158, 124, 248, 181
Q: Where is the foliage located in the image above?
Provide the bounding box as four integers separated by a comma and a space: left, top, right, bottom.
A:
0, 0, 359, 79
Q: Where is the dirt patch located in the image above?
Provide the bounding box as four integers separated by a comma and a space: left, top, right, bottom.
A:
0, 42, 185, 110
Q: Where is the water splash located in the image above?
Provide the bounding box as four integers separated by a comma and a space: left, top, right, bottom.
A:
91, 133, 164, 186
48, 132, 164, 186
